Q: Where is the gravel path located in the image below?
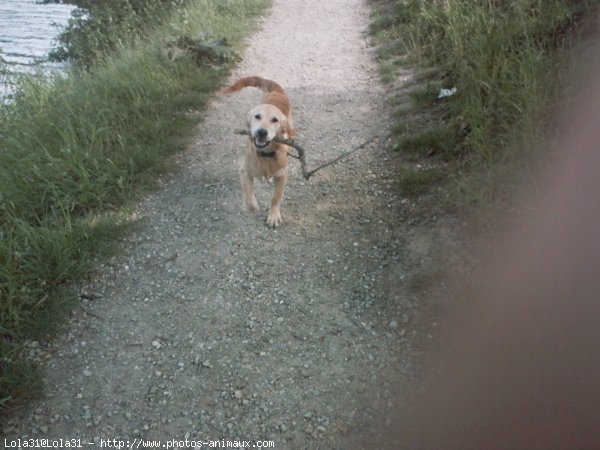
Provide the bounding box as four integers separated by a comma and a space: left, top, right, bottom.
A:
5, 1, 453, 448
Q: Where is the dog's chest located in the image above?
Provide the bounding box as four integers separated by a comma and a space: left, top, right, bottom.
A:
246, 146, 288, 178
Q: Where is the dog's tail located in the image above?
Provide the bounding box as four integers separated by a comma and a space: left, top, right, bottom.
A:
222, 76, 284, 94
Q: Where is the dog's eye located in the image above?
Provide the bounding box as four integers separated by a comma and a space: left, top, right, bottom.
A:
254, 114, 261, 120
271, 117, 279, 123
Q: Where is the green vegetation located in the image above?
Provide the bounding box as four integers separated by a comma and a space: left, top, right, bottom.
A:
397, 166, 445, 197
50, 1, 191, 67
0, 0, 270, 413
370, 0, 598, 209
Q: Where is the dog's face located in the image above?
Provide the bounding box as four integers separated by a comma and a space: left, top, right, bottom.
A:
247, 104, 290, 149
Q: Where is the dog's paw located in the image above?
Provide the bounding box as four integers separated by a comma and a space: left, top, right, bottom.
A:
245, 198, 259, 212
266, 209, 282, 228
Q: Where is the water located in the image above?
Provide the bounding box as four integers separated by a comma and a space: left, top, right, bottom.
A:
0, 0, 75, 97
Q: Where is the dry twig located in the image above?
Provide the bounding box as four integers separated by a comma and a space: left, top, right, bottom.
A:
233, 129, 380, 180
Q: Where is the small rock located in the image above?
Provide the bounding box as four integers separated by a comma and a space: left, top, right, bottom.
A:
152, 340, 162, 349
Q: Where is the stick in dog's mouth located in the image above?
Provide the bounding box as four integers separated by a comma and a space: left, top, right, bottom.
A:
253, 136, 271, 149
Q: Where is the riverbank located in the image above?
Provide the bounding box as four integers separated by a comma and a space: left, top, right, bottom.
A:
0, 0, 271, 413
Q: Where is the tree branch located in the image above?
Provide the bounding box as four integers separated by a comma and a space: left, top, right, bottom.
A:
233, 129, 380, 180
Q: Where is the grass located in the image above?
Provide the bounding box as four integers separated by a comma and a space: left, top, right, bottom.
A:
369, 0, 598, 210
394, 125, 459, 161
0, 0, 271, 414
397, 166, 445, 197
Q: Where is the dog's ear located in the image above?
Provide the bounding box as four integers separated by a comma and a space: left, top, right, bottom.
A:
282, 119, 296, 138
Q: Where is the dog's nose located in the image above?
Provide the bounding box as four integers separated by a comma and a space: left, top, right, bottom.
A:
256, 128, 268, 139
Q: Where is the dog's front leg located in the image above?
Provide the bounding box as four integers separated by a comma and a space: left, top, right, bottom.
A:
266, 173, 287, 227
241, 169, 259, 212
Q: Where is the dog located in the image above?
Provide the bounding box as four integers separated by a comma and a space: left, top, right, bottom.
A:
223, 76, 296, 227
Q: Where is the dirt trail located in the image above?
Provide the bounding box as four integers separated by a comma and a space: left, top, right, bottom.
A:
5, 1, 453, 448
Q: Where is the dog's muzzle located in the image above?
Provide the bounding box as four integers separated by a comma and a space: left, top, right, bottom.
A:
253, 128, 271, 149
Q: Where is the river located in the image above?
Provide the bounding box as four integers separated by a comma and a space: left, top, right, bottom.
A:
0, 0, 75, 97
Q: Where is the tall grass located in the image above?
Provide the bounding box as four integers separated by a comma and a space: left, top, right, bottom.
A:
0, 0, 271, 412
370, 0, 598, 208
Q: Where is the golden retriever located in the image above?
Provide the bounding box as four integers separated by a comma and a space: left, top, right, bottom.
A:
223, 76, 295, 227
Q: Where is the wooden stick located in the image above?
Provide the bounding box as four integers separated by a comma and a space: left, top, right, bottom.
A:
233, 129, 379, 180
